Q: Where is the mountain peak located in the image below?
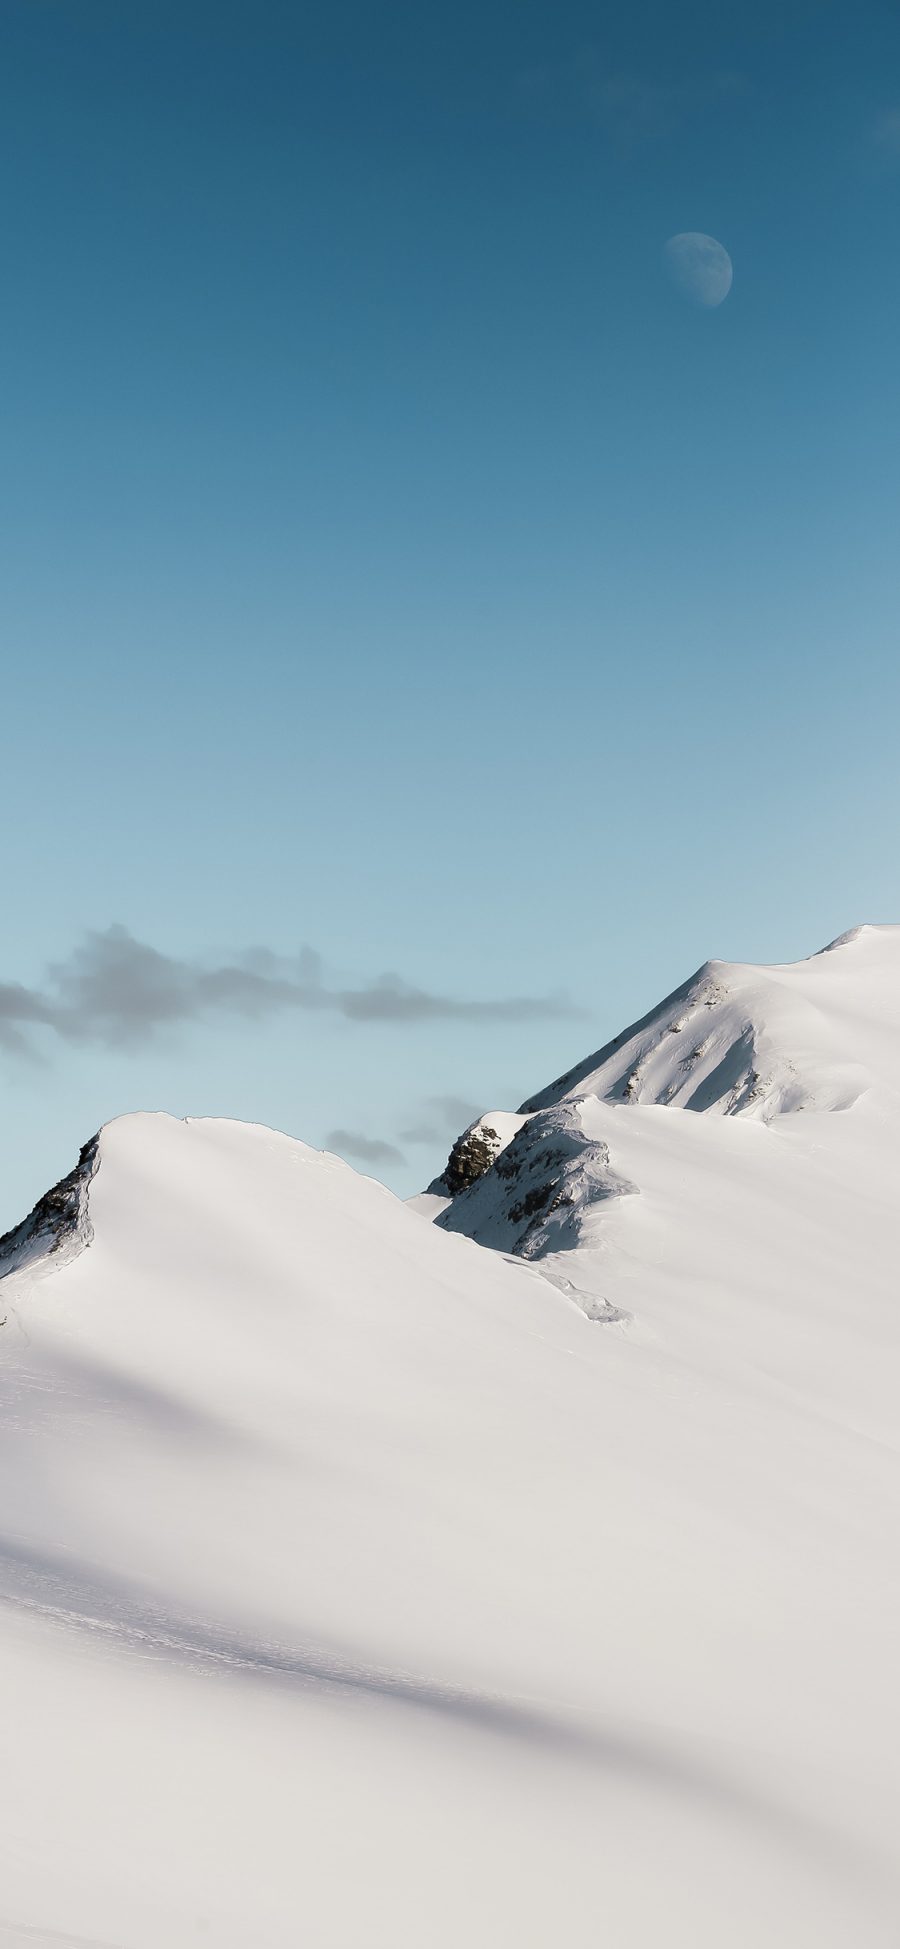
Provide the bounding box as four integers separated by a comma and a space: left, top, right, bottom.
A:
521, 924, 900, 1121
431, 925, 900, 1259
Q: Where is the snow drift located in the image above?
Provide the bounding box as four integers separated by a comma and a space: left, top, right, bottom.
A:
1, 926, 900, 1946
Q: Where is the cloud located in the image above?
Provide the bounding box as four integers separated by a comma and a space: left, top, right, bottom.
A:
326, 1129, 406, 1167
333, 1098, 487, 1170
2, 927, 575, 1055
0, 981, 57, 1057
399, 1095, 483, 1145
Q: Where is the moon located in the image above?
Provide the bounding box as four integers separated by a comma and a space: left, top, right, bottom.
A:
664, 232, 733, 308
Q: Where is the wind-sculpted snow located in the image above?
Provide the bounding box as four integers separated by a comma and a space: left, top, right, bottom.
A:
2, 934, 900, 1946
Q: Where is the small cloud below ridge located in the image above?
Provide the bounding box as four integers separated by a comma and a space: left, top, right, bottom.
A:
399, 1095, 483, 1145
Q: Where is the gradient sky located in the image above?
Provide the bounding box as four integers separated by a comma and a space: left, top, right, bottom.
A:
2, 0, 899, 1228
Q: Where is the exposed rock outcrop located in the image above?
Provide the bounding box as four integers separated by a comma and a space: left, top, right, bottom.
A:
437, 1122, 504, 1197
437, 1103, 636, 1259
0, 1133, 100, 1282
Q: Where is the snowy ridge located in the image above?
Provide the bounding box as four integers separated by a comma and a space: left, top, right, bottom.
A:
1, 935, 900, 1944
521, 926, 900, 1119
431, 925, 900, 1260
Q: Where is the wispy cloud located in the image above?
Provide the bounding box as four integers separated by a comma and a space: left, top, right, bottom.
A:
326, 1129, 406, 1167
0, 926, 575, 1055
0, 982, 58, 1057
330, 1097, 488, 1172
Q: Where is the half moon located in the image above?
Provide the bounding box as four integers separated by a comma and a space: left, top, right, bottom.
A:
664, 232, 733, 309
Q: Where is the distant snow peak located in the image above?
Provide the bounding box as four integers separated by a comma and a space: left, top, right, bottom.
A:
428, 925, 900, 1257
519, 944, 877, 1123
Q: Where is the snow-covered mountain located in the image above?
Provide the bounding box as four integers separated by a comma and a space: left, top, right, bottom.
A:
431, 923, 900, 1256
1, 927, 899, 1947
521, 923, 900, 1118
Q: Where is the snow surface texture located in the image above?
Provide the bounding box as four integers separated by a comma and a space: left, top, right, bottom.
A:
1, 926, 900, 1945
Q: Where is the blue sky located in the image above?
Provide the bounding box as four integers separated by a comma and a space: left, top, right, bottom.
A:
2, 0, 899, 1224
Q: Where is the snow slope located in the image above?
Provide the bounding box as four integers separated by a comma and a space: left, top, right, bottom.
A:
437, 923, 900, 1253
0, 927, 899, 1945
523, 923, 900, 1119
